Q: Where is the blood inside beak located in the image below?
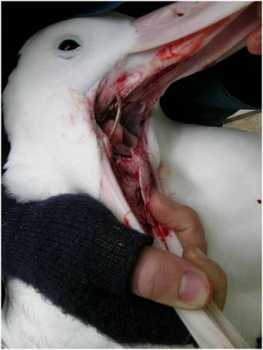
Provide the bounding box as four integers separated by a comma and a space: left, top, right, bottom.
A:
95, 1, 260, 238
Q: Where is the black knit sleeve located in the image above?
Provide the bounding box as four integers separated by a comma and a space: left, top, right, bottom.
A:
2, 187, 153, 296
2, 188, 192, 346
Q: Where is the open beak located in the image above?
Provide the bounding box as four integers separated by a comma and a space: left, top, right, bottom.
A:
96, 2, 259, 116
95, 0, 260, 235
95, 3, 260, 347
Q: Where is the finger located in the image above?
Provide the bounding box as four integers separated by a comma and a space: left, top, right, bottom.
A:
132, 246, 212, 309
184, 247, 227, 310
247, 26, 261, 55
150, 191, 207, 253
247, 3, 261, 55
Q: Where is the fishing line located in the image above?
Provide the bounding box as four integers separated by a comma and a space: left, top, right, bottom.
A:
109, 94, 122, 140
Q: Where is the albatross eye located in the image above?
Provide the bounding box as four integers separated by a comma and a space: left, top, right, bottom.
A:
58, 39, 80, 51
56, 37, 82, 59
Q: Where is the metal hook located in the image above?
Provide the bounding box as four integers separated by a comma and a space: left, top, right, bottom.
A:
109, 94, 122, 140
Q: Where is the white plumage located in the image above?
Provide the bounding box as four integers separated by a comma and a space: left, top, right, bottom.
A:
2, 3, 261, 348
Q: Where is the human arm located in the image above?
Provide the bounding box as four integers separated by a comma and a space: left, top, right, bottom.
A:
2, 186, 227, 345
2, 188, 190, 345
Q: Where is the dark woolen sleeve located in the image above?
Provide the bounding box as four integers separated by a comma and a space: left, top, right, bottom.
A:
2, 188, 153, 296
2, 188, 192, 346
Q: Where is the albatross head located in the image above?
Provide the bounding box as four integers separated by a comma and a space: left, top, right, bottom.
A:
3, 2, 258, 230
3, 14, 136, 201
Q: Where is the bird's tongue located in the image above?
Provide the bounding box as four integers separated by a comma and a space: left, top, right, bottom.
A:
97, 1, 259, 241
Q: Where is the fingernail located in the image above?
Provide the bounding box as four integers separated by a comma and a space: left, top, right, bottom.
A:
178, 270, 210, 308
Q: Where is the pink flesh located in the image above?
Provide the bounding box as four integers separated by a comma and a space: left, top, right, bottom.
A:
95, 2, 260, 248
100, 118, 170, 245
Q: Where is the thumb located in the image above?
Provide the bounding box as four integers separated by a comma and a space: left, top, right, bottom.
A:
247, 26, 261, 55
132, 247, 212, 310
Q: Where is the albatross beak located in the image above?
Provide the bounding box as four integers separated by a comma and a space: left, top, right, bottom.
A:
97, 2, 259, 116
130, 1, 254, 53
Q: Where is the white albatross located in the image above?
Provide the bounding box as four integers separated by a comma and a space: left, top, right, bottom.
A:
2, 2, 261, 348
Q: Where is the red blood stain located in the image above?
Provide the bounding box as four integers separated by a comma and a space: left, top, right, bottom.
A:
156, 224, 169, 250
145, 201, 170, 249
157, 32, 205, 61
156, 223, 169, 239
157, 16, 229, 61
116, 73, 129, 91
257, 199, 261, 204
115, 72, 143, 96
123, 216, 131, 229
116, 74, 128, 84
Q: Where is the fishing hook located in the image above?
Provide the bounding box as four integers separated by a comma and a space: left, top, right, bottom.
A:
109, 94, 122, 140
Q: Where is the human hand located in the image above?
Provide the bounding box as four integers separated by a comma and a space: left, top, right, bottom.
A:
3, 188, 226, 344
132, 191, 227, 310
246, 3, 261, 55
